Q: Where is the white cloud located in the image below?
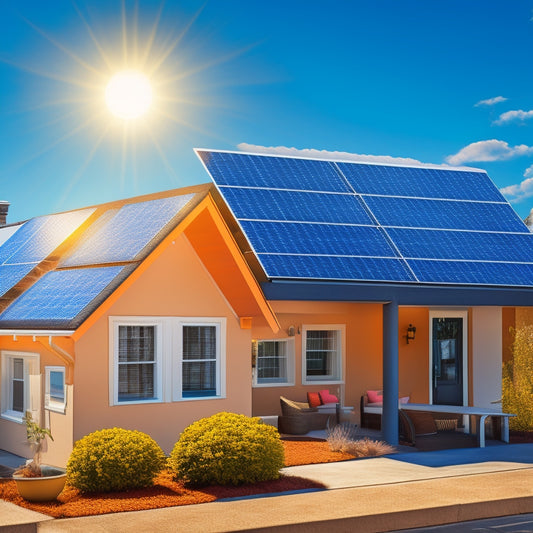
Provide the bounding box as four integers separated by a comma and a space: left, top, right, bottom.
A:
500, 166, 533, 203
493, 109, 533, 125
446, 140, 533, 165
474, 96, 508, 107
237, 143, 454, 168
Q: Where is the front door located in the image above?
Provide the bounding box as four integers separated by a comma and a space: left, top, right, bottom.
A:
431, 313, 467, 406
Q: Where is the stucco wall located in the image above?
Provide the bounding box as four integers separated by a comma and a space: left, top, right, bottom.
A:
251, 303, 431, 422
472, 307, 502, 409
0, 336, 74, 467
72, 234, 252, 455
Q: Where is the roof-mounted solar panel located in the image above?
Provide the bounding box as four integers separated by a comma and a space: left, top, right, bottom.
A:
61, 194, 194, 267
199, 149, 533, 287
0, 264, 36, 297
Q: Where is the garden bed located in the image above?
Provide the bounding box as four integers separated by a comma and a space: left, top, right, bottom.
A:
0, 437, 350, 518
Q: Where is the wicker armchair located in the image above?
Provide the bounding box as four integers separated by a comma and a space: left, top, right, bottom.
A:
277, 396, 333, 435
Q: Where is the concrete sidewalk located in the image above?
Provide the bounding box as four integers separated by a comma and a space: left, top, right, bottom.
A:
2, 444, 533, 532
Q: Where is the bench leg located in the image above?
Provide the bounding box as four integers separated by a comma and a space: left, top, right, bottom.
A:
476, 415, 487, 447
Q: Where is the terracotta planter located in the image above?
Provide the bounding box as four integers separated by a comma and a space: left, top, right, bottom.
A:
13, 466, 67, 502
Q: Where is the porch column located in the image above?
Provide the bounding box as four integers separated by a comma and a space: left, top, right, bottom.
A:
382, 300, 399, 445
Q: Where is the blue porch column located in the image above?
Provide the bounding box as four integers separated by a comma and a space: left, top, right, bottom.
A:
382, 300, 399, 445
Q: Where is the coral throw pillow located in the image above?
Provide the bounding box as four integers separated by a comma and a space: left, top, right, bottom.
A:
367, 390, 383, 404
307, 392, 322, 408
319, 390, 338, 404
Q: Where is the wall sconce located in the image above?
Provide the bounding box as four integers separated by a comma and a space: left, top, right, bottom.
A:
288, 326, 295, 337
406, 324, 416, 344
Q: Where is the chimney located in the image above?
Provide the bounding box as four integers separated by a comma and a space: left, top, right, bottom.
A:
0, 201, 8, 227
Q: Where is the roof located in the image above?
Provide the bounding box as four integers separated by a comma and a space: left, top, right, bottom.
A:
197, 149, 533, 306
0, 185, 213, 330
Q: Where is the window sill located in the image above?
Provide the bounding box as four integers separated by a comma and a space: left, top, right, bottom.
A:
253, 382, 294, 388
175, 395, 226, 402
302, 379, 344, 386
1, 412, 24, 424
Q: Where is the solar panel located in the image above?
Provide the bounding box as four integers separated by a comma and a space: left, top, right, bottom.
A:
0, 264, 35, 297
0, 209, 94, 265
219, 188, 373, 225
198, 150, 350, 192
199, 149, 533, 287
362, 196, 527, 233
0, 266, 124, 322
61, 194, 194, 267
337, 162, 506, 202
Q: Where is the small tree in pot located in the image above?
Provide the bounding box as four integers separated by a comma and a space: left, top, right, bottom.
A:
14, 411, 54, 477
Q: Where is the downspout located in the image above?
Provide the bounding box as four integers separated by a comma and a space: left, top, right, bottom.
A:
37, 337, 75, 385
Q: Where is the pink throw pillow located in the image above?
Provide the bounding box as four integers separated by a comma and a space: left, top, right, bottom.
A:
307, 392, 322, 408
319, 389, 338, 404
399, 396, 410, 404
367, 390, 383, 403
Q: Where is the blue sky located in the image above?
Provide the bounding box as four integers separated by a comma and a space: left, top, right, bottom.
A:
2, 0, 533, 223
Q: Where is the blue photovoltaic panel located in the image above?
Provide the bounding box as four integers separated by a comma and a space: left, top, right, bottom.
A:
240, 221, 398, 257
258, 254, 415, 282
409, 260, 533, 286
200, 150, 533, 287
62, 194, 194, 267
0, 209, 94, 265
0, 266, 124, 322
198, 150, 350, 192
219, 187, 373, 225
362, 196, 528, 233
0, 264, 35, 297
386, 228, 533, 262
337, 162, 505, 202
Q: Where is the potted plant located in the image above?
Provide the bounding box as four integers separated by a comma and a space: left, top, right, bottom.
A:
12, 411, 66, 501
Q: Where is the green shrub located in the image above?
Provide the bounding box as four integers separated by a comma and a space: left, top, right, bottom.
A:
503, 326, 533, 430
66, 427, 166, 493
168, 412, 284, 486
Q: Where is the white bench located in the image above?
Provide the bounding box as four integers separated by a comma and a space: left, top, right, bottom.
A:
400, 403, 516, 447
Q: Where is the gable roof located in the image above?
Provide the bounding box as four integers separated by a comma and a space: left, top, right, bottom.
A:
197, 149, 533, 306
0, 186, 212, 330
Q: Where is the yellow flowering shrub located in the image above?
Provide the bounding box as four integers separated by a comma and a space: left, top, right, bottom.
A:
66, 428, 166, 492
168, 412, 284, 486
503, 326, 533, 430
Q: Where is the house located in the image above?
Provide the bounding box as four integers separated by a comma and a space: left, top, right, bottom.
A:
1, 149, 533, 465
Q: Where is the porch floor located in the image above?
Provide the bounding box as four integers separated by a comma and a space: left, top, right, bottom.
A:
0, 450, 25, 478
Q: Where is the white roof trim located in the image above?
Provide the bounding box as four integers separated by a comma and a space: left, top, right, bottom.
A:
0, 330, 75, 337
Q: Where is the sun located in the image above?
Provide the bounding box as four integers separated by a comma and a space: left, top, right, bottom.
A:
105, 70, 153, 120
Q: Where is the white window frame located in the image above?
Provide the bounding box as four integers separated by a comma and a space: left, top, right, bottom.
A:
253, 338, 295, 387
173, 318, 226, 402
1, 351, 40, 423
302, 325, 345, 385
45, 366, 66, 414
109, 317, 164, 406
109, 316, 226, 405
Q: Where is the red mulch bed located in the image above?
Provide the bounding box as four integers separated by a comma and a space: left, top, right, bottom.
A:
0, 438, 347, 519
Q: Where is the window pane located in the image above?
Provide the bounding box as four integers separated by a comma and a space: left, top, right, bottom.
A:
183, 326, 216, 360
257, 341, 288, 383
306, 330, 339, 379
118, 326, 155, 362
49, 371, 65, 403
183, 361, 216, 397
12, 380, 24, 412
118, 363, 154, 401
13, 358, 23, 380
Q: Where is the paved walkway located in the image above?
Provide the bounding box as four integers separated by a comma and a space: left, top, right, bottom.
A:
1, 443, 533, 532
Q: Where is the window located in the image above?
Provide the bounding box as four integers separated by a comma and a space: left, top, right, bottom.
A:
45, 366, 66, 413
174, 319, 225, 400
110, 317, 225, 405
110, 320, 163, 405
253, 339, 294, 386
1, 352, 40, 422
302, 325, 344, 384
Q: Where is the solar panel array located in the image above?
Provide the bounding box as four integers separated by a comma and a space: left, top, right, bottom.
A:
0, 209, 94, 297
198, 150, 533, 287
0, 193, 195, 326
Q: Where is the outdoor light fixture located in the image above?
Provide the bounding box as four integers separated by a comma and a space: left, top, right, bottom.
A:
406, 324, 416, 344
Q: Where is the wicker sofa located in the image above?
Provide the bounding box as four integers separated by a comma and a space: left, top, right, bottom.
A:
277, 396, 334, 435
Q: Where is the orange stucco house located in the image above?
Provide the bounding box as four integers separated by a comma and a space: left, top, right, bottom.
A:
1, 149, 533, 466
